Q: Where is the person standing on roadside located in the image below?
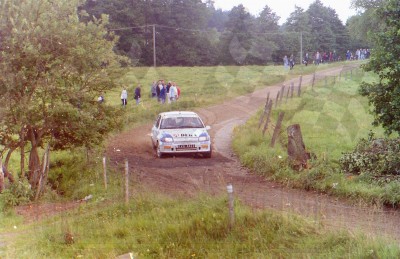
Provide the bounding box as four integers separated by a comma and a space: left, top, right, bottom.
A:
169, 82, 177, 102
160, 83, 166, 104
121, 87, 128, 107
304, 52, 309, 66
151, 81, 157, 98
289, 54, 295, 70
156, 80, 161, 102
166, 81, 172, 104
283, 55, 289, 69
134, 84, 141, 105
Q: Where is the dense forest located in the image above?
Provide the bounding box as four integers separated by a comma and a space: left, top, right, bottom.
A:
80, 0, 370, 66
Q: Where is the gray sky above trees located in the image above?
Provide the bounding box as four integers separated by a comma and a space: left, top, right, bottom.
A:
213, 0, 358, 24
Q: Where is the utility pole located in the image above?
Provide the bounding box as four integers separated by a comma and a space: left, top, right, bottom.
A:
152, 24, 156, 68
300, 31, 303, 65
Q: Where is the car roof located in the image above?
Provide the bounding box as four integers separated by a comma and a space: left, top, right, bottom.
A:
160, 111, 199, 117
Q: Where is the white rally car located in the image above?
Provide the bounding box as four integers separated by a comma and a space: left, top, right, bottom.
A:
151, 111, 212, 158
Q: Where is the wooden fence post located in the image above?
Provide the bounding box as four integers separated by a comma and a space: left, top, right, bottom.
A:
297, 75, 303, 97
125, 159, 129, 204
258, 106, 266, 129
262, 101, 273, 135
280, 85, 285, 102
290, 82, 294, 98
275, 91, 280, 108
227, 184, 234, 230
285, 84, 290, 103
312, 73, 316, 89
270, 112, 285, 147
102, 156, 107, 190
258, 99, 270, 129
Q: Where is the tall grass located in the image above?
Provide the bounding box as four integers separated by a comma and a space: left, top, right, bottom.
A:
4, 193, 399, 258
232, 69, 400, 206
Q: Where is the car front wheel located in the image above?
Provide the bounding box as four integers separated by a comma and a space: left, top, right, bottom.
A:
156, 142, 164, 158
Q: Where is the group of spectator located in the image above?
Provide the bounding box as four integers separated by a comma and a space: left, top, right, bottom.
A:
119, 84, 142, 107
151, 80, 181, 104
283, 55, 295, 70
284, 49, 371, 68
100, 80, 181, 107
307, 51, 341, 65
346, 49, 370, 61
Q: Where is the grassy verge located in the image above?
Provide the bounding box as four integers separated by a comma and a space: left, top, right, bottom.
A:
232, 68, 400, 206
4, 193, 399, 258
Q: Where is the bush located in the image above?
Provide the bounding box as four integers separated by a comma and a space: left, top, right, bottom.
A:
0, 179, 33, 210
340, 138, 400, 183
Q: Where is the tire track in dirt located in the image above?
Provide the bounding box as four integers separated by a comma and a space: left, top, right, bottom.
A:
107, 64, 400, 242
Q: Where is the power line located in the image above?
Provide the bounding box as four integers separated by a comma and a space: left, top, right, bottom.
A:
109, 23, 310, 36
108, 23, 310, 67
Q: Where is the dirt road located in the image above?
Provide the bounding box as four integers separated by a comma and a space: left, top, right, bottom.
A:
106, 65, 400, 242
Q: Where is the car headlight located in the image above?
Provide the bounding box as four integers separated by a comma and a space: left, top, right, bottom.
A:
160, 133, 174, 142
198, 133, 209, 142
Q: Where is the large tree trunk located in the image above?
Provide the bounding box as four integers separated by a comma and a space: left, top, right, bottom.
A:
28, 126, 42, 189
35, 143, 50, 200
5, 146, 16, 168
20, 127, 26, 178
28, 145, 41, 189
0, 160, 4, 192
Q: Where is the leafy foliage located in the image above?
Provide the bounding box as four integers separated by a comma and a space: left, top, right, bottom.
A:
359, 0, 400, 135
340, 138, 400, 184
0, 0, 126, 187
0, 179, 33, 210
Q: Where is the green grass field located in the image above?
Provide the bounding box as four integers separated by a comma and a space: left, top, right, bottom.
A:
4, 193, 399, 258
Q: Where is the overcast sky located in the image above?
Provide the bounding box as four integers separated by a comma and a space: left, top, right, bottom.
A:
212, 0, 358, 25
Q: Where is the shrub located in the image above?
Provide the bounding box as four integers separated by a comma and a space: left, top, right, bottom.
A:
340, 138, 400, 183
0, 179, 33, 210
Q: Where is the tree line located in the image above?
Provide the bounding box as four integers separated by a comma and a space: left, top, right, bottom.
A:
80, 0, 363, 66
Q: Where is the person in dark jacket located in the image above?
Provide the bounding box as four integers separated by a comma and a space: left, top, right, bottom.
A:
134, 84, 141, 105
156, 80, 161, 102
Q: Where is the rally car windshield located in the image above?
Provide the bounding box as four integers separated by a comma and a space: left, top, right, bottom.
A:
160, 116, 204, 129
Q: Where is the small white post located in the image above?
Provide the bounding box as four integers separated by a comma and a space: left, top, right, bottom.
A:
102, 156, 107, 190
227, 184, 234, 229
125, 159, 129, 205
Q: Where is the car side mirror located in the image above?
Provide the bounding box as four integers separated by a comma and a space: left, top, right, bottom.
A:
205, 125, 211, 130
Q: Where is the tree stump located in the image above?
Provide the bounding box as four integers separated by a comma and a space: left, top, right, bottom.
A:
287, 124, 310, 170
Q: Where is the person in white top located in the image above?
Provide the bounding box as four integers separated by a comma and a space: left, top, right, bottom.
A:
169, 82, 177, 102
121, 87, 128, 106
